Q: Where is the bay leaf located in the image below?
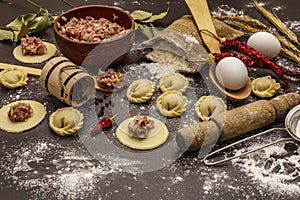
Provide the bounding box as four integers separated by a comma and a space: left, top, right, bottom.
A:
28, 14, 52, 34
0, 10, 52, 42
142, 7, 169, 23
149, 23, 161, 37
6, 16, 23, 31
134, 22, 141, 30
138, 24, 155, 39
23, 13, 38, 25
14, 20, 29, 42
0, 29, 14, 41
131, 10, 153, 21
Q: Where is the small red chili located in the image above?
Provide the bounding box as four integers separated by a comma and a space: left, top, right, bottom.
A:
90, 114, 118, 136
220, 39, 291, 92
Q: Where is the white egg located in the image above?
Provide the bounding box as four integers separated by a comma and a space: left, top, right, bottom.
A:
215, 57, 248, 90
247, 32, 281, 59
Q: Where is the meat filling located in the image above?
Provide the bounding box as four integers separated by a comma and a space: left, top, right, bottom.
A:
128, 116, 155, 138
97, 69, 125, 91
21, 36, 47, 55
8, 102, 33, 122
58, 16, 126, 42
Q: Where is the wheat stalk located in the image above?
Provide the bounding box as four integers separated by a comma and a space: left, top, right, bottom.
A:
214, 15, 268, 29
252, 0, 300, 45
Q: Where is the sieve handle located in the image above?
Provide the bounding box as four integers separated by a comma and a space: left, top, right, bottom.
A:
203, 127, 291, 166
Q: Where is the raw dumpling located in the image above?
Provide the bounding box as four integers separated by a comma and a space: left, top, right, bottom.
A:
127, 79, 155, 103
252, 76, 280, 98
156, 91, 187, 117
195, 96, 226, 121
49, 107, 84, 136
0, 67, 28, 89
159, 73, 189, 93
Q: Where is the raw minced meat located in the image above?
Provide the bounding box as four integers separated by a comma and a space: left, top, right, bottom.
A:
21, 36, 47, 55
58, 16, 126, 42
8, 102, 33, 122
128, 116, 155, 138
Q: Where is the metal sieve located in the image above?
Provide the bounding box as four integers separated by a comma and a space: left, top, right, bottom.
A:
203, 104, 300, 166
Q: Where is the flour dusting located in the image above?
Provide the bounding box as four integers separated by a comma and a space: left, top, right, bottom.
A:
232, 141, 300, 195
0, 139, 115, 200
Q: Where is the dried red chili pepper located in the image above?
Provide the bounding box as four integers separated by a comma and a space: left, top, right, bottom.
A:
212, 52, 300, 78
212, 52, 257, 66
221, 39, 291, 92
90, 114, 118, 136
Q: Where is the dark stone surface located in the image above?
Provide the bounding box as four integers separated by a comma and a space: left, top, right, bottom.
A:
0, 0, 299, 200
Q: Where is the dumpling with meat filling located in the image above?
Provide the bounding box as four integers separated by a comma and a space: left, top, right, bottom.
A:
195, 96, 226, 121
159, 73, 189, 93
252, 76, 280, 98
127, 79, 155, 103
0, 67, 28, 89
49, 107, 84, 136
156, 91, 187, 117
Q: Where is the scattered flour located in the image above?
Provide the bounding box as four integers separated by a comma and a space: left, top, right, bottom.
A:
231, 142, 300, 195
1, 2, 300, 200
0, 139, 115, 200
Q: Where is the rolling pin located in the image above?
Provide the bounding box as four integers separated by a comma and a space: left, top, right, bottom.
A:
176, 92, 300, 151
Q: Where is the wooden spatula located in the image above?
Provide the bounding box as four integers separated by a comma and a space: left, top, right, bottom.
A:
185, 0, 221, 53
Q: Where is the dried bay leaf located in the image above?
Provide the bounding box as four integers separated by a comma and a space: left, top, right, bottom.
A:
0, 9, 52, 42
28, 13, 52, 33
13, 20, 30, 42
6, 17, 23, 31
0, 29, 14, 41
131, 8, 169, 38
131, 10, 153, 21
149, 23, 161, 37
23, 13, 38, 24
138, 24, 155, 38
142, 7, 169, 23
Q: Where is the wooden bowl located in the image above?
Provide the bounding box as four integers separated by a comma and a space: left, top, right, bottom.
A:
53, 5, 135, 74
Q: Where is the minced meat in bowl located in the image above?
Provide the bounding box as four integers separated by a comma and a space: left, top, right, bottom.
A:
53, 5, 135, 68
57, 16, 127, 43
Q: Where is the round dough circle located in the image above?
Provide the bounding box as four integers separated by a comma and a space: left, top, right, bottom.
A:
0, 100, 46, 133
49, 107, 84, 136
13, 42, 57, 64
116, 117, 169, 150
